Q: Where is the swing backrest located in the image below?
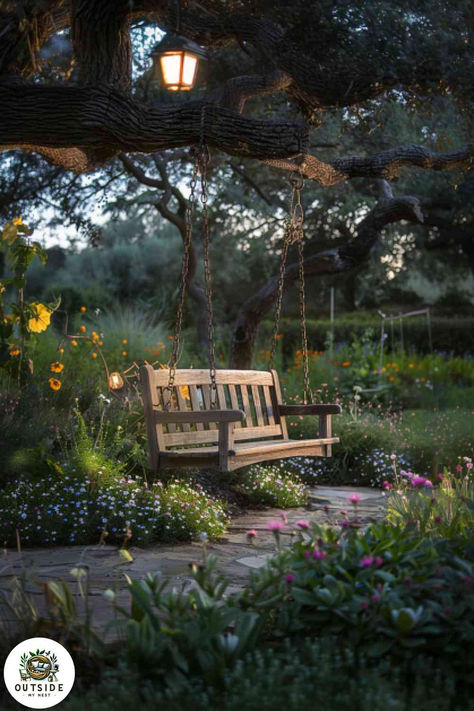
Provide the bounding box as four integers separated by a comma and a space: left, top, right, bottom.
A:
140, 367, 288, 451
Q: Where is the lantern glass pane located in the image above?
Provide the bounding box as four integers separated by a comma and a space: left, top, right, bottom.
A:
182, 52, 198, 87
160, 52, 183, 88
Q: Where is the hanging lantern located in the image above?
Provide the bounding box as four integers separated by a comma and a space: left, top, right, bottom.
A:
108, 372, 124, 390
151, 34, 207, 91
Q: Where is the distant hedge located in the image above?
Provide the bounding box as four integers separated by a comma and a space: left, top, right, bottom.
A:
260, 316, 474, 356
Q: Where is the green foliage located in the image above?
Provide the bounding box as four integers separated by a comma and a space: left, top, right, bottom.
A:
238, 465, 308, 507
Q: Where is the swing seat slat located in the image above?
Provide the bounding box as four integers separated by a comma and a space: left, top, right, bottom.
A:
140, 365, 341, 473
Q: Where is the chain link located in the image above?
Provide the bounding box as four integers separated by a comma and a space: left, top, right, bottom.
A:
164, 160, 198, 409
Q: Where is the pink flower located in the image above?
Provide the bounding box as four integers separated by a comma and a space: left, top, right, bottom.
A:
375, 556, 384, 567
412, 476, 432, 487
280, 512, 288, 523
340, 519, 350, 527
246, 529, 257, 539
304, 549, 311, 559
360, 555, 375, 568
456, 464, 462, 472
296, 520, 310, 530
285, 573, 295, 584
390, 454, 396, 461
438, 473, 444, 481
313, 550, 327, 560
349, 493, 361, 505
267, 520, 285, 532
382, 481, 393, 490
371, 593, 381, 603
467, 462, 473, 470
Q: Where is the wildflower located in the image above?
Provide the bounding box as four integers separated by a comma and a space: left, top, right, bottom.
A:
313, 549, 326, 560
12, 217, 22, 226
267, 520, 285, 532
9, 347, 20, 357
275, 334, 283, 339
50, 362, 64, 373
285, 573, 295, 584
360, 555, 375, 568
92, 352, 98, 359
342, 361, 351, 367
467, 462, 473, 470
59, 348, 64, 354
48, 378, 61, 391
296, 520, 310, 530
371, 593, 381, 603
122, 339, 128, 345
71, 340, 78, 347
246, 529, 257, 540
79, 325, 86, 333
280, 512, 288, 523
390, 453, 396, 460
409, 363, 414, 369
349, 493, 361, 505
28, 303, 52, 333
341, 519, 350, 527
122, 351, 128, 357
80, 306, 87, 312
375, 556, 384, 567
333, 376, 339, 381
382, 481, 393, 491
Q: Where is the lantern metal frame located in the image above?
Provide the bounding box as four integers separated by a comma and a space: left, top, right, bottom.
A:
151, 33, 207, 91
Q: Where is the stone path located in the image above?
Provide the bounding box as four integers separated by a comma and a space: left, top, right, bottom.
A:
0, 487, 386, 632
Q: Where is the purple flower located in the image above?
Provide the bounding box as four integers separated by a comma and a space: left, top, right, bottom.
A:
349, 493, 361, 505
371, 593, 381, 603
412, 476, 432, 487
313, 550, 327, 560
267, 520, 285, 532
382, 481, 393, 491
341, 520, 350, 527
375, 556, 384, 567
296, 520, 310, 530
360, 555, 375, 568
285, 573, 295, 584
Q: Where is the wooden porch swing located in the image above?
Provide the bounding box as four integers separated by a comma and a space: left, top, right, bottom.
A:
140, 119, 341, 472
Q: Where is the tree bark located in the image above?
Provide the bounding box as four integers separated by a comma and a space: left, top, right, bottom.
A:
230, 193, 424, 368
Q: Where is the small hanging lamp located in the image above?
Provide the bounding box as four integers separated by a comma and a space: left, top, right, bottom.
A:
151, 1, 206, 91
108, 372, 124, 390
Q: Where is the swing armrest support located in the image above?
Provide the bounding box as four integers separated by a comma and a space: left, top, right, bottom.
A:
153, 409, 246, 424
278, 404, 341, 441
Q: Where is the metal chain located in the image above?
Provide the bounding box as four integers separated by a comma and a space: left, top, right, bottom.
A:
199, 107, 218, 408
269, 175, 313, 403
164, 159, 199, 409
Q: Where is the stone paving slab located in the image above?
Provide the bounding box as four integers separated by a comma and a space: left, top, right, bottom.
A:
0, 487, 386, 632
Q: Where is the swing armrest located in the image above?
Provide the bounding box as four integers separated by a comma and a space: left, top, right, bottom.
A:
154, 409, 246, 424
278, 404, 342, 416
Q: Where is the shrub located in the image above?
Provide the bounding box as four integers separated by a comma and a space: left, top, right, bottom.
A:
239, 466, 308, 507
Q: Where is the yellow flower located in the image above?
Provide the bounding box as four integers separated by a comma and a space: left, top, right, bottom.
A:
98, 340, 103, 346
48, 377, 61, 391
12, 217, 22, 226
28, 303, 52, 333
9, 347, 20, 357
59, 348, 64, 354
71, 340, 78, 347
79, 325, 86, 333
92, 352, 98, 360
80, 306, 87, 312
50, 361, 64, 373
0, 282, 5, 294
180, 385, 190, 401
91, 330, 99, 342
122, 339, 128, 345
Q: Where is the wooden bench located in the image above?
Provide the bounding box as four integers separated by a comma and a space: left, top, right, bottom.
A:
140, 365, 341, 472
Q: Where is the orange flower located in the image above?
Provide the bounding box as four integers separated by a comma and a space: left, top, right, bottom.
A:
80, 306, 87, 313
168, 335, 173, 340
9, 347, 20, 357
48, 377, 61, 391
98, 340, 103, 346
59, 348, 64, 354
389, 376, 395, 382
79, 325, 86, 333
342, 361, 351, 367
122, 338, 128, 345
122, 351, 128, 357
333, 376, 339, 381
92, 352, 98, 359
91, 330, 99, 342
409, 363, 414, 369
275, 334, 283, 339
420, 377, 426, 382
50, 361, 64, 373
12, 217, 22, 226
71, 340, 78, 347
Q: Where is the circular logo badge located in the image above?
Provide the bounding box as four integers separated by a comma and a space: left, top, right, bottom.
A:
3, 637, 75, 708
